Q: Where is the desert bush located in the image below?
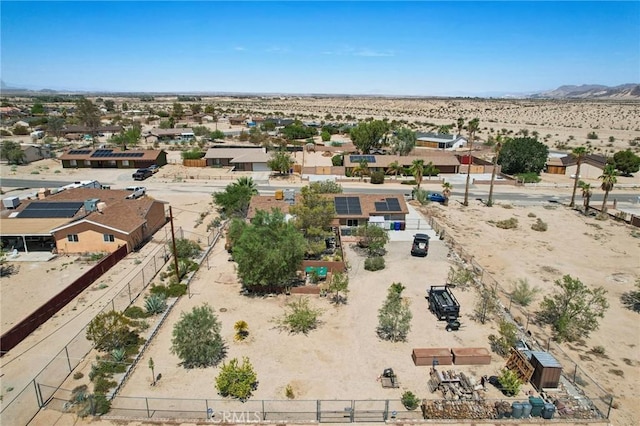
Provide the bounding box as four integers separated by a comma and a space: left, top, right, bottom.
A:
171, 304, 225, 368
73, 372, 84, 380
511, 278, 540, 306
448, 266, 475, 288
531, 218, 548, 232
370, 170, 385, 184
527, 212, 536, 218
285, 384, 295, 399
234, 320, 249, 341
150, 283, 187, 298
495, 218, 518, 229
498, 369, 522, 396
123, 306, 148, 319
590, 345, 607, 357
516, 172, 541, 183
401, 391, 420, 410
215, 357, 258, 401
587, 131, 598, 140
276, 297, 323, 335
110, 348, 126, 363
364, 256, 385, 271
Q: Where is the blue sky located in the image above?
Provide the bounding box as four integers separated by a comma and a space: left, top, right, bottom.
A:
1, 1, 638, 96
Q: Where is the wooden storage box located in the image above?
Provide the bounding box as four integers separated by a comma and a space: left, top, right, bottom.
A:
412, 348, 453, 366
529, 351, 562, 390
451, 347, 492, 365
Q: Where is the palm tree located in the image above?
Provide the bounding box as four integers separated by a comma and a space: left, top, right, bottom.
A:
579, 181, 593, 215
598, 164, 618, 213
456, 117, 465, 136
352, 159, 369, 181
409, 159, 425, 190
442, 182, 453, 206
424, 161, 439, 180
463, 118, 480, 206
569, 147, 589, 208
233, 176, 258, 195
386, 160, 403, 180
487, 135, 504, 207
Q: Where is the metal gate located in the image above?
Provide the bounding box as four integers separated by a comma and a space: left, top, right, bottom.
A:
318, 400, 353, 423
353, 400, 387, 422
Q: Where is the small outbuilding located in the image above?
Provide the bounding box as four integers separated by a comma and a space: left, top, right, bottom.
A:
529, 351, 563, 390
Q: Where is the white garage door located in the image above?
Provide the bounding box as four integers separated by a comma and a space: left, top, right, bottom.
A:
252, 162, 271, 172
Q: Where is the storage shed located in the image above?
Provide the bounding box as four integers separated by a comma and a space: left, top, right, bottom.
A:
451, 347, 492, 365
412, 348, 453, 366
529, 351, 562, 390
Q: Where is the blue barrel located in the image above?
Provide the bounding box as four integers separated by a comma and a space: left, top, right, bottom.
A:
394, 221, 401, 231
522, 402, 533, 418
542, 403, 556, 419
511, 402, 524, 419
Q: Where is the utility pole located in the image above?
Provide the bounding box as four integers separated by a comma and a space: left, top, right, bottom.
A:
169, 206, 180, 283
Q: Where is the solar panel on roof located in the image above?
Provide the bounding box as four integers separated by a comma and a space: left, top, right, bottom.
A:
18, 201, 83, 218
68, 149, 91, 155
91, 149, 113, 158
350, 155, 376, 163
386, 198, 401, 211
374, 202, 388, 212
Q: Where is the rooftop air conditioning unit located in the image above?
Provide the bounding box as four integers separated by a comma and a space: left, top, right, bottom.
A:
3, 196, 20, 209
84, 198, 100, 212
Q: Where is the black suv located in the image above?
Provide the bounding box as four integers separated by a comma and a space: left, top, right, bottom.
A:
411, 233, 430, 257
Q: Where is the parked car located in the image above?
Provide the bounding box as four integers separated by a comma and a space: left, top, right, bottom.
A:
125, 186, 146, 199
411, 233, 430, 257
148, 164, 160, 174
132, 168, 152, 181
428, 192, 446, 203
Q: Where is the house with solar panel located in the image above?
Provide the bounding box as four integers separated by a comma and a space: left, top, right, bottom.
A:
1, 188, 167, 255
344, 154, 461, 176
59, 148, 167, 169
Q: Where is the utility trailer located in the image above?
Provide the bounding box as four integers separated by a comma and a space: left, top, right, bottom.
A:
427, 286, 460, 321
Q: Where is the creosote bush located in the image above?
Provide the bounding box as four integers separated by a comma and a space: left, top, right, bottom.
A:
364, 256, 385, 271
495, 217, 518, 229
531, 218, 548, 232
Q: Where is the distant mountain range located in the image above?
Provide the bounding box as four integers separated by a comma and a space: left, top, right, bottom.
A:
2, 80, 639, 99
529, 83, 640, 99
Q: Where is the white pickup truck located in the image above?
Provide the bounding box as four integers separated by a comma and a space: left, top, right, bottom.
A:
125, 186, 146, 199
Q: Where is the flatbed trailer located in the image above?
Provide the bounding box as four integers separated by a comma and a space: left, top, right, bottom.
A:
428, 285, 460, 320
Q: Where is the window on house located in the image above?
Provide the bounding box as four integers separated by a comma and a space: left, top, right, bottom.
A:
103, 234, 115, 242
69, 160, 77, 166
347, 219, 359, 227
67, 234, 79, 242
84, 160, 91, 166
122, 160, 129, 166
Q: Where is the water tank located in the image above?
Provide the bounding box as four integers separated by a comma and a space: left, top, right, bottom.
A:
511, 402, 524, 419
275, 189, 284, 200
522, 402, 532, 418
542, 403, 556, 419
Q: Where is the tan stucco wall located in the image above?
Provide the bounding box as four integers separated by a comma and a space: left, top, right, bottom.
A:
54, 227, 128, 254
565, 163, 603, 179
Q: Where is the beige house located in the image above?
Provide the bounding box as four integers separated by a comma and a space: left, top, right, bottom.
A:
1, 188, 167, 254
344, 153, 461, 175
204, 147, 271, 171
19, 144, 51, 163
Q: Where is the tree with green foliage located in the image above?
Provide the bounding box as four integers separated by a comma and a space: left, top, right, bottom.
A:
456, 117, 465, 136
497, 137, 549, 175
281, 121, 317, 140
424, 161, 439, 180
267, 150, 294, 175
233, 209, 306, 291
442, 181, 453, 206
111, 124, 141, 150
409, 159, 424, 190
497, 369, 523, 396
31, 103, 45, 115
621, 279, 640, 313
173, 238, 202, 259
327, 271, 349, 304
0, 141, 26, 164
103, 100, 115, 112
308, 180, 343, 194
569, 147, 589, 207
598, 164, 618, 214
355, 224, 389, 256
215, 357, 258, 401
351, 159, 369, 181
377, 283, 412, 342
538, 275, 609, 342
321, 130, 331, 142
349, 120, 390, 154
75, 98, 101, 139
487, 134, 504, 207
210, 129, 226, 140
611, 149, 640, 176
171, 304, 225, 368
288, 184, 336, 257
386, 160, 403, 180
86, 311, 136, 352
391, 127, 416, 156
276, 297, 323, 334
579, 181, 593, 215
213, 177, 258, 218
190, 103, 202, 114
171, 102, 184, 119
510, 278, 539, 307
47, 116, 65, 141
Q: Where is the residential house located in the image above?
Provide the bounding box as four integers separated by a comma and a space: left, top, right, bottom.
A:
547, 154, 608, 179
416, 132, 467, 150
204, 147, 271, 171
147, 128, 195, 142
59, 148, 167, 169
228, 116, 248, 126
14, 120, 30, 129
20, 144, 51, 163
344, 153, 461, 175
1, 188, 167, 254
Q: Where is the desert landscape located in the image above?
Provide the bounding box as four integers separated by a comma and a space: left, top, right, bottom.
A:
1, 97, 639, 426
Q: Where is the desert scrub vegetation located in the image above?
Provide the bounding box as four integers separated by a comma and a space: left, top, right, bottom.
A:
364, 256, 385, 271
531, 218, 548, 232
275, 297, 323, 335
510, 278, 540, 307
491, 217, 518, 229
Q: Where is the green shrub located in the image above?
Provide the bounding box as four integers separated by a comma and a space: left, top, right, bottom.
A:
587, 131, 598, 140
123, 306, 148, 319
511, 278, 540, 307
215, 357, 258, 401
144, 294, 167, 315
73, 372, 84, 380
92, 377, 117, 394
401, 391, 420, 410
497, 369, 522, 396
364, 256, 385, 271
331, 154, 343, 166
150, 283, 187, 298
370, 170, 385, 184
92, 394, 111, 415
276, 298, 323, 335
516, 172, 541, 183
